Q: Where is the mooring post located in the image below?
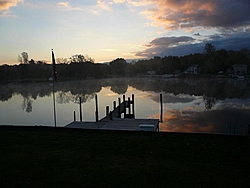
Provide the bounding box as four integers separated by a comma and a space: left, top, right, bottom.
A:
160, 93, 163, 123
128, 97, 131, 115
73, 111, 76, 122
106, 106, 109, 117
95, 94, 99, 122
118, 98, 121, 118
123, 95, 126, 116
110, 110, 112, 120
113, 101, 116, 111
132, 94, 135, 118
79, 97, 82, 122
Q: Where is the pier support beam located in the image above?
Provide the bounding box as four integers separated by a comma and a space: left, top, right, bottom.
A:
79, 97, 82, 122
132, 94, 135, 118
95, 95, 99, 122
160, 93, 163, 123
106, 106, 109, 117
73, 111, 76, 122
118, 98, 121, 118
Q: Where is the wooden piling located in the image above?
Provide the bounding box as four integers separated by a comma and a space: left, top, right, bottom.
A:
123, 95, 126, 116
110, 111, 112, 120
118, 98, 121, 118
113, 101, 116, 111
73, 111, 76, 122
128, 97, 131, 114
132, 94, 135, 118
160, 93, 163, 123
79, 97, 82, 122
106, 106, 109, 117
95, 94, 99, 122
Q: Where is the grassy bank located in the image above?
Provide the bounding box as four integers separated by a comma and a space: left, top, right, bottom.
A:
0, 126, 249, 188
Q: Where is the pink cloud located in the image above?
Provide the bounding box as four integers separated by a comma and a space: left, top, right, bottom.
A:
141, 0, 250, 30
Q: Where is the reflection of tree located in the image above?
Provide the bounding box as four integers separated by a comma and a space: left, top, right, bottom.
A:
56, 91, 72, 104
110, 80, 128, 94
203, 95, 216, 109
21, 95, 33, 113
56, 91, 95, 104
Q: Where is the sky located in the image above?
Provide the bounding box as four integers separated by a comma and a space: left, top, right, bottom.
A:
0, 0, 250, 65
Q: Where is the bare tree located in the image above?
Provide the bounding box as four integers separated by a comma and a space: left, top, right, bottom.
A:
17, 52, 29, 64
204, 43, 216, 55
21, 52, 29, 64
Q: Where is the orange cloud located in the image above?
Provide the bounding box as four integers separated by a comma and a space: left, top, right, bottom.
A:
151, 108, 214, 133
0, 0, 23, 11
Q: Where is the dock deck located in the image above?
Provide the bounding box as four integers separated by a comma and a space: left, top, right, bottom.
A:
65, 118, 159, 131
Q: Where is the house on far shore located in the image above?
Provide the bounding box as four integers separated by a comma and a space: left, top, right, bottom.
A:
184, 64, 200, 74
232, 64, 248, 75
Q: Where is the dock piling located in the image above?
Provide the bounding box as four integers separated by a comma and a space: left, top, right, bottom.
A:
106, 106, 109, 117
113, 101, 116, 111
132, 94, 135, 118
95, 94, 99, 122
160, 93, 163, 123
79, 97, 82, 122
123, 95, 126, 116
118, 98, 121, 118
128, 97, 131, 115
73, 111, 76, 122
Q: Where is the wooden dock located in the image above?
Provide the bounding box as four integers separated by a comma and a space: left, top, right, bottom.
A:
65, 118, 159, 131
65, 94, 160, 132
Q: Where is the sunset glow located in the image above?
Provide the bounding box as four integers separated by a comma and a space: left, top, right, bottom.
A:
1, 0, 250, 65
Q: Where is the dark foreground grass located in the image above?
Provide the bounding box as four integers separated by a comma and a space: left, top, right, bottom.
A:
0, 126, 249, 188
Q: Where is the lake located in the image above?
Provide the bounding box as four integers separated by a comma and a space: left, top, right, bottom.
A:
0, 77, 250, 135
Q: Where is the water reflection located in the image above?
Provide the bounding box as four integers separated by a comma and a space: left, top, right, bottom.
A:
0, 78, 249, 135
203, 95, 216, 109
158, 107, 250, 135
21, 95, 33, 113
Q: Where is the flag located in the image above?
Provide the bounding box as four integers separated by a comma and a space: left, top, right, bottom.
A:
52, 50, 58, 82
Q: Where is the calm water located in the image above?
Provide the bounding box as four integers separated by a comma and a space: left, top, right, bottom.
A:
1, 77, 250, 135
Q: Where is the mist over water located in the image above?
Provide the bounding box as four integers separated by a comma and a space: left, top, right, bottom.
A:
0, 78, 249, 135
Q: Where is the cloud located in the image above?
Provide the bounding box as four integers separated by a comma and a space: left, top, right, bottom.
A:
58, 1, 82, 11
134, 32, 250, 58
134, 36, 201, 58
0, 0, 23, 11
142, 0, 250, 30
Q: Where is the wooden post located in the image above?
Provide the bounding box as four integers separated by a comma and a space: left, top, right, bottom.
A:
113, 101, 116, 111
128, 97, 131, 115
73, 111, 76, 122
110, 110, 112, 120
106, 106, 109, 117
95, 95, 99, 122
118, 98, 121, 118
79, 97, 82, 122
160, 94, 163, 123
132, 94, 135, 118
123, 95, 126, 116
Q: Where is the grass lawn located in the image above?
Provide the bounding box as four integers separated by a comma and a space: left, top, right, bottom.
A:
0, 126, 249, 188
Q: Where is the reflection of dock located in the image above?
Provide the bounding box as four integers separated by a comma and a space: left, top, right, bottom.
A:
65, 94, 160, 132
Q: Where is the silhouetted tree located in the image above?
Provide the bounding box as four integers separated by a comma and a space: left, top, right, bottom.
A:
204, 43, 216, 55
22, 52, 29, 64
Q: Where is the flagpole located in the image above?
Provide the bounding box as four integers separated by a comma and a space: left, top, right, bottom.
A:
52, 49, 57, 127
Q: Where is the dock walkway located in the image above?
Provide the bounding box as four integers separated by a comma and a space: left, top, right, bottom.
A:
65, 118, 159, 131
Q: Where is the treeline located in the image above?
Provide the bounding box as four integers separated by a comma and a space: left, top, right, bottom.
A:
1, 45, 250, 82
